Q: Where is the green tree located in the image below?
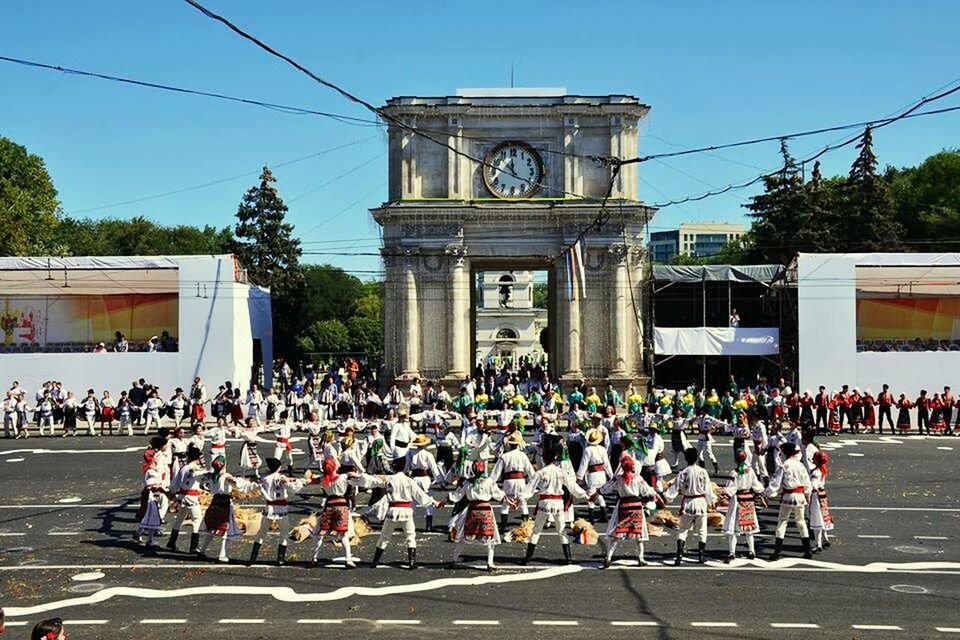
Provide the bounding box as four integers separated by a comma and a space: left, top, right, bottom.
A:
346, 315, 384, 356
233, 167, 305, 357
887, 149, 960, 250
532, 281, 549, 309
306, 319, 350, 353
840, 126, 901, 251
0, 136, 62, 255
303, 264, 364, 323
350, 293, 382, 319
52, 215, 233, 256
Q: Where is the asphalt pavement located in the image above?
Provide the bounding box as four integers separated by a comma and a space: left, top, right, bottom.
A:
1, 430, 959, 639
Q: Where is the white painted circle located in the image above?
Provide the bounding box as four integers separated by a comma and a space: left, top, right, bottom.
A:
5, 458, 24, 462
890, 584, 929, 594
57, 497, 82, 503
893, 545, 930, 555
69, 583, 104, 594
71, 571, 105, 582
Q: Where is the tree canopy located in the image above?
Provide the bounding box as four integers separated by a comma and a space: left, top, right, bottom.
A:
0, 136, 62, 255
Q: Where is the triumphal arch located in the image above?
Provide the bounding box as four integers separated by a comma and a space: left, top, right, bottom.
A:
371, 89, 655, 389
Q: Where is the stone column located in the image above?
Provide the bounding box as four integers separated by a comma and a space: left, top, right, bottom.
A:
609, 244, 629, 376
400, 249, 420, 379
558, 258, 582, 379
445, 245, 468, 379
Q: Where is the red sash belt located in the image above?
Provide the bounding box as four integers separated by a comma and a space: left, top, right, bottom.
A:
504, 471, 526, 480
179, 489, 200, 496
736, 492, 755, 500
325, 497, 348, 507
389, 501, 412, 508
410, 469, 430, 477
784, 486, 806, 494
618, 497, 643, 511
267, 499, 289, 506
467, 501, 491, 510
211, 443, 225, 449
539, 494, 563, 501
588, 464, 605, 473
276, 437, 292, 452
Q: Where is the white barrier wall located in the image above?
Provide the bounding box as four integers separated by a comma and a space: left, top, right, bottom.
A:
0, 255, 272, 397
798, 253, 960, 397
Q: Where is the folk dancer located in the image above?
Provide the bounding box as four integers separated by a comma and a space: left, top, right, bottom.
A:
117, 391, 134, 436
62, 391, 78, 437
190, 377, 208, 427
169, 388, 188, 428
665, 447, 716, 565
389, 411, 416, 471
808, 450, 834, 552
307, 457, 362, 569
266, 413, 295, 472
749, 416, 768, 480
668, 408, 691, 469
134, 444, 169, 548
206, 419, 228, 465
693, 409, 722, 474
238, 418, 263, 478
721, 450, 765, 562
520, 435, 589, 565
81, 389, 99, 436
405, 434, 441, 531
896, 394, 914, 433
36, 391, 55, 437
143, 390, 165, 435
446, 459, 516, 572
166, 446, 209, 554
765, 442, 813, 560
596, 453, 657, 568
249, 457, 305, 566
490, 430, 535, 530
198, 457, 257, 563
577, 428, 612, 523
356, 468, 442, 570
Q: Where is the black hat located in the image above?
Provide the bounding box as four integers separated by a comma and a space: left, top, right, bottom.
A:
541, 433, 563, 464
265, 457, 282, 473
186, 446, 203, 462
683, 447, 699, 465
780, 442, 798, 457
157, 427, 171, 440
149, 436, 166, 451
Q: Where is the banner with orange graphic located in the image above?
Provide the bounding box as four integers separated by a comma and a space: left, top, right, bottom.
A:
856, 296, 960, 341
0, 294, 178, 346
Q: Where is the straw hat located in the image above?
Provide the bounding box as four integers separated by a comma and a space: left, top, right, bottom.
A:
591, 412, 604, 421
504, 431, 524, 447
586, 428, 604, 446
410, 434, 431, 448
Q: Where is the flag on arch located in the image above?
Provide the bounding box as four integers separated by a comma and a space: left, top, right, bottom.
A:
564, 239, 587, 301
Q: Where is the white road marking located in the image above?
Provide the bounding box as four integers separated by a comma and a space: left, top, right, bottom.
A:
611, 621, 660, 626
3, 565, 583, 618
218, 619, 264, 624
858, 535, 891, 539
58, 497, 83, 503
376, 620, 420, 625
691, 621, 738, 627
297, 619, 344, 624
453, 620, 500, 625
62, 620, 108, 625
2, 622, 29, 627
915, 536, 949, 540
937, 446, 954, 451
49, 531, 80, 536
936, 627, 960, 633
533, 620, 579, 625
0, 446, 145, 456
0, 532, 26, 536
771, 623, 820, 628
852, 624, 903, 630
5, 458, 24, 462
141, 619, 188, 624
832, 507, 960, 512
71, 572, 104, 581
848, 453, 865, 457
0, 504, 125, 509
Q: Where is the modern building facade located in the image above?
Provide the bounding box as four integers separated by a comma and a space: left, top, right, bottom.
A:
650, 222, 745, 262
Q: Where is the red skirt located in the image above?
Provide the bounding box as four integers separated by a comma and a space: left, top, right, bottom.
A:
203, 494, 232, 535
231, 405, 244, 421
101, 407, 115, 422
463, 502, 495, 540
613, 499, 646, 538
317, 498, 350, 534
192, 404, 206, 422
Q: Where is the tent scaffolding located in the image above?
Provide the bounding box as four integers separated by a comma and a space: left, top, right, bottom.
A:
649, 264, 788, 391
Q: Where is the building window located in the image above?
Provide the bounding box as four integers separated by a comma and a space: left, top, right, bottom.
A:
496, 327, 519, 340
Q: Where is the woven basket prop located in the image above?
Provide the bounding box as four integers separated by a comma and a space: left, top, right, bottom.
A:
288, 513, 372, 547
570, 518, 599, 545
650, 509, 680, 528
505, 518, 534, 544
190, 491, 262, 536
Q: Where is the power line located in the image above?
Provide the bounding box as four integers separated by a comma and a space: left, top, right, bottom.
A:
0, 54, 380, 126
64, 135, 381, 215
286, 152, 385, 204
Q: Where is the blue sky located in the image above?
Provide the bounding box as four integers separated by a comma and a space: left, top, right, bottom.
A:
2, 1, 958, 278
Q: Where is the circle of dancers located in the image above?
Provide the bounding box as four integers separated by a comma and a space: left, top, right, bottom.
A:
132, 393, 839, 570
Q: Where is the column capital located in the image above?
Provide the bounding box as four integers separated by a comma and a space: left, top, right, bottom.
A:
608, 243, 629, 265
444, 244, 468, 267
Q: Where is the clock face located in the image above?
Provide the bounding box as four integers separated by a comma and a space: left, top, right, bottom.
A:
482, 141, 544, 198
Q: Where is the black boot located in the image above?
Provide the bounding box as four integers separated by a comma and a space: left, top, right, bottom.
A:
277, 543, 287, 566
371, 546, 384, 568
712, 461, 720, 475
425, 515, 433, 533
698, 541, 706, 564
588, 508, 596, 524
189, 533, 200, 555
522, 542, 536, 566
165, 529, 180, 551
801, 536, 813, 560
770, 537, 783, 561
562, 543, 573, 565
407, 547, 418, 570
248, 541, 262, 566
500, 513, 508, 532
674, 540, 685, 566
